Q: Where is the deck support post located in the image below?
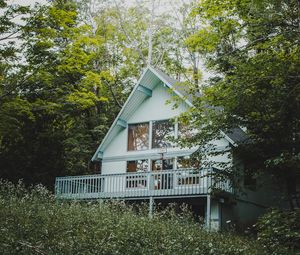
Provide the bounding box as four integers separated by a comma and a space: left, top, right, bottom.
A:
206, 195, 211, 230
149, 196, 154, 218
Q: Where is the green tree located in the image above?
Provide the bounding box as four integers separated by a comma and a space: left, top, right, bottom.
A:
183, 0, 300, 207
0, 0, 114, 187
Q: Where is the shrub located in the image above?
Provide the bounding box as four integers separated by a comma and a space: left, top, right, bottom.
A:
0, 180, 267, 255
257, 208, 300, 255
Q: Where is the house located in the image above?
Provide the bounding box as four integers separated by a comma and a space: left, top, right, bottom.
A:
55, 66, 280, 230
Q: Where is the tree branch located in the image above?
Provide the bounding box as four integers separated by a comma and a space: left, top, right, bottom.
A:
103, 79, 122, 109
0, 30, 21, 41
113, 0, 147, 66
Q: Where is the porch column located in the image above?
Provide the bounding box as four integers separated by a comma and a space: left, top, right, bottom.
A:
149, 196, 154, 218
206, 195, 211, 230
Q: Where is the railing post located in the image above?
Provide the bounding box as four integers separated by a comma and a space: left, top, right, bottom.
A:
149, 196, 154, 218
147, 172, 151, 194
55, 179, 58, 197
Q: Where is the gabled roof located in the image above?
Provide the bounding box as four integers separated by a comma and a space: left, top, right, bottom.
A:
91, 66, 192, 161
222, 128, 249, 147
91, 66, 247, 161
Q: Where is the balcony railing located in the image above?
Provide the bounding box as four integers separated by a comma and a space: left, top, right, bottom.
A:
55, 168, 232, 200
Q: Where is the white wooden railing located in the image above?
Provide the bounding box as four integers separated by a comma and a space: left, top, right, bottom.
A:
55, 168, 232, 200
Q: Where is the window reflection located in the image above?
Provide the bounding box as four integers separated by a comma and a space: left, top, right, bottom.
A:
126, 160, 148, 188
128, 123, 149, 151
152, 119, 175, 148
127, 160, 149, 172
151, 158, 174, 190
177, 156, 200, 169
178, 123, 197, 139
151, 158, 174, 171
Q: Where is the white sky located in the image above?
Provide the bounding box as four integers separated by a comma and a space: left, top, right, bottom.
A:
8, 0, 48, 6
4, 0, 208, 80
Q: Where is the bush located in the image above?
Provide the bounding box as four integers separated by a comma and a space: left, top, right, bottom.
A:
0, 180, 268, 255
257, 208, 300, 255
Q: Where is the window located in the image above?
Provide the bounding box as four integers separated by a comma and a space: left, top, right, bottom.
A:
152, 119, 175, 148
178, 123, 197, 139
177, 156, 200, 169
177, 156, 200, 185
151, 158, 174, 171
126, 160, 148, 188
128, 123, 149, 151
127, 160, 149, 172
151, 158, 174, 190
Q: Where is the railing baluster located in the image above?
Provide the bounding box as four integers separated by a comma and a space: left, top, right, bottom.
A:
60, 180, 63, 196
55, 167, 233, 200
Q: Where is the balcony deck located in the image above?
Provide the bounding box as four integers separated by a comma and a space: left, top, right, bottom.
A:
55, 168, 232, 200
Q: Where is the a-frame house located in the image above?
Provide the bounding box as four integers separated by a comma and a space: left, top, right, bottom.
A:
55, 66, 278, 230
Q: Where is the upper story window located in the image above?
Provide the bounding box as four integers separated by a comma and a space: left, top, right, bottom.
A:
128, 119, 195, 151
128, 123, 149, 151
178, 123, 197, 139
152, 119, 175, 148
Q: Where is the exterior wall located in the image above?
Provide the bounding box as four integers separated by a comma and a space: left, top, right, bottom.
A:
102, 84, 192, 173
232, 200, 266, 230
212, 169, 286, 231
102, 84, 231, 174
128, 84, 187, 123
102, 161, 126, 175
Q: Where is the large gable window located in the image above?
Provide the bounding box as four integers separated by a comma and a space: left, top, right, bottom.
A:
178, 123, 197, 139
152, 119, 175, 148
128, 123, 149, 151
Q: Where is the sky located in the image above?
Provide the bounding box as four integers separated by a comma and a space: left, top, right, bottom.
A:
8, 0, 48, 6
9, 0, 48, 5
3, 0, 207, 79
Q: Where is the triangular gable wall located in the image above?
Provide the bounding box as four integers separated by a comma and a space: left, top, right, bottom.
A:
91, 66, 247, 161
91, 66, 191, 161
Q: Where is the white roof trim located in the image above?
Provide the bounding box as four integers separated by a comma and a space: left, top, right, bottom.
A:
148, 66, 193, 107
91, 68, 150, 161
220, 130, 238, 147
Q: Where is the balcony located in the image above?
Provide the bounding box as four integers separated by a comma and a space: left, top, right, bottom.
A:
55, 168, 233, 200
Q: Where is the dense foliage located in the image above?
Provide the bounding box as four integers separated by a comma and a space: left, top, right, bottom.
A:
257, 209, 300, 254
0, 0, 115, 187
0, 181, 269, 255
182, 0, 300, 206
0, 0, 202, 188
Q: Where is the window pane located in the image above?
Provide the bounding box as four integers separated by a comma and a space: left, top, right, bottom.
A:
151, 158, 174, 171
128, 123, 149, 151
177, 156, 200, 185
178, 123, 197, 139
127, 160, 149, 172
126, 160, 148, 188
152, 119, 175, 148
177, 156, 200, 169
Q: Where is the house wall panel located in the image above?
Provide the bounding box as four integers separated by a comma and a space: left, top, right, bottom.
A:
128, 84, 188, 123
102, 161, 126, 175
103, 84, 189, 162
